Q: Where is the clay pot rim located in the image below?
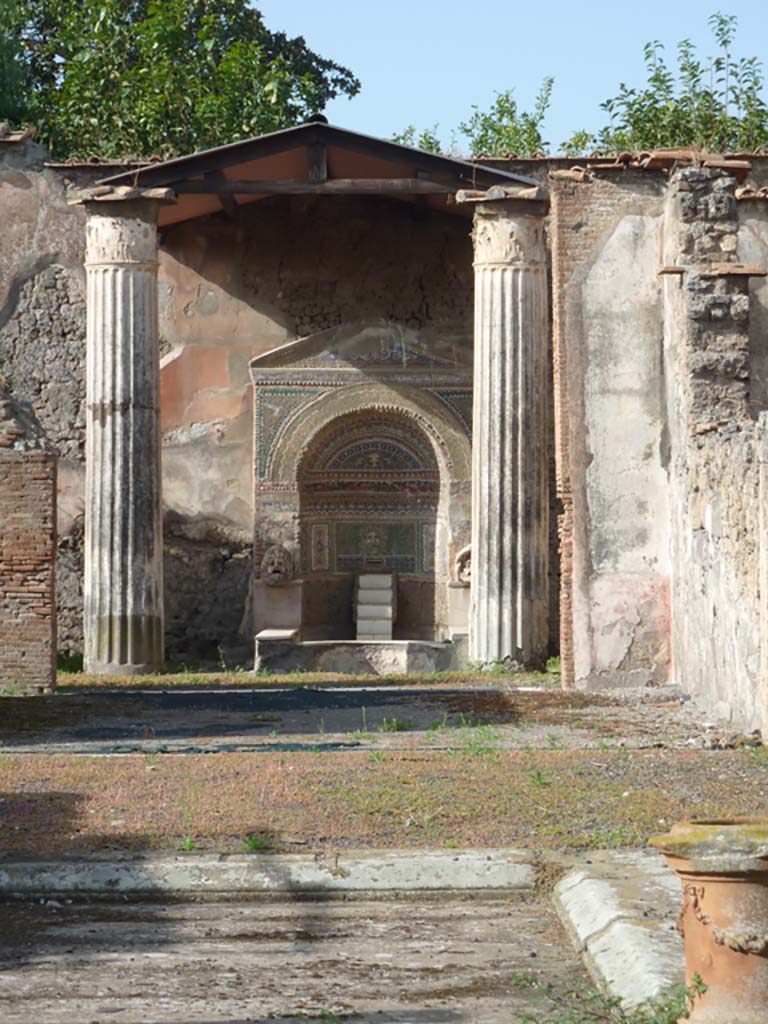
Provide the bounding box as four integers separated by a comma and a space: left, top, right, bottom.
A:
650, 817, 768, 861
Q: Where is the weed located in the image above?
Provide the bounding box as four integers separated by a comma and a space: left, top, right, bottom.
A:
318, 717, 325, 735
458, 712, 480, 728
486, 659, 510, 676
56, 651, 84, 673
352, 706, 372, 740
528, 768, 550, 787
427, 713, 449, 732
546, 732, 563, 749
545, 656, 561, 675
587, 824, 636, 848
368, 750, 386, 764
748, 745, 768, 767
216, 645, 228, 671
510, 973, 706, 1023
377, 717, 412, 733
442, 838, 459, 849
144, 751, 160, 766
243, 833, 273, 852
461, 724, 500, 758
597, 738, 614, 752
178, 835, 196, 852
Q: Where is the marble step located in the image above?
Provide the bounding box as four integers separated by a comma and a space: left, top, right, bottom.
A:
357, 605, 394, 620
357, 574, 393, 590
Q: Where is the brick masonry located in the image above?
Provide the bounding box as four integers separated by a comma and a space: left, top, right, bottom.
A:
0, 384, 57, 691
0, 450, 56, 691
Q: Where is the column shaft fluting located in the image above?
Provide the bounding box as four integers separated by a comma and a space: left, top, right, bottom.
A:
469, 202, 549, 667
84, 202, 163, 673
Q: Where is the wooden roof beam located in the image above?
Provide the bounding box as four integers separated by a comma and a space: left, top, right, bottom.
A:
177, 178, 458, 196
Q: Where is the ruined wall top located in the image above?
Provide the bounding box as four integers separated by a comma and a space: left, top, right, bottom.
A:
0, 385, 53, 453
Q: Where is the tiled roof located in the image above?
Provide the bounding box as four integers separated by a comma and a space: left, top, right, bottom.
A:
0, 124, 35, 144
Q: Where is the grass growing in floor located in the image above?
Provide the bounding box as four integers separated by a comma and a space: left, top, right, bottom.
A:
55, 663, 559, 692
511, 974, 706, 1024
0, 748, 763, 855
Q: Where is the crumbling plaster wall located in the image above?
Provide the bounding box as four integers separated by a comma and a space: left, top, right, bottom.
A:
550, 170, 671, 689
157, 195, 474, 535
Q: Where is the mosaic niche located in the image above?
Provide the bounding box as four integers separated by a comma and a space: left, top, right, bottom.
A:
299, 411, 441, 577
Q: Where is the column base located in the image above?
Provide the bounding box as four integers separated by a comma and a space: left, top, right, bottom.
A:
84, 613, 164, 675
84, 660, 163, 675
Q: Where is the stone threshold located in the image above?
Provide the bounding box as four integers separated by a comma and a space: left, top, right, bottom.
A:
553, 849, 684, 1007
0, 848, 534, 896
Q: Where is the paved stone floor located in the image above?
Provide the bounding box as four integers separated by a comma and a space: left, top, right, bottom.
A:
0, 683, 716, 755
0, 893, 585, 1023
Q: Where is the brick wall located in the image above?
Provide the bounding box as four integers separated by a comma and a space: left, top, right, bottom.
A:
0, 452, 56, 691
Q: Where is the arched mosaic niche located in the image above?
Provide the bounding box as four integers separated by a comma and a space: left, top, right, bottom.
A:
298, 409, 441, 578
253, 382, 471, 641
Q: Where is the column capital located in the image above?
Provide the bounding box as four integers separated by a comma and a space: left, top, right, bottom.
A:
472, 201, 546, 269
85, 199, 160, 269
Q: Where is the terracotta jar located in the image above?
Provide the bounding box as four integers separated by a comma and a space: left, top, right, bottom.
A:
650, 818, 768, 1023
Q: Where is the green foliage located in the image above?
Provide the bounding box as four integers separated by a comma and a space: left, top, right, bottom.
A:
242, 832, 272, 851
395, 13, 767, 158
511, 973, 707, 1024
459, 79, 553, 156
391, 123, 443, 154
7, 0, 360, 158
376, 716, 412, 733
571, 12, 768, 153
395, 80, 553, 157
0, 0, 24, 121
56, 650, 84, 672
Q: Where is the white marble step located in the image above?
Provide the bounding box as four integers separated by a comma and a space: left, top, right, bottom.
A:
357, 590, 391, 605
357, 620, 392, 637
357, 574, 393, 589
357, 605, 394, 620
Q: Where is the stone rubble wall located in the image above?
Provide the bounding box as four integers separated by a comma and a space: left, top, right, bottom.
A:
0, 389, 56, 691
663, 167, 766, 730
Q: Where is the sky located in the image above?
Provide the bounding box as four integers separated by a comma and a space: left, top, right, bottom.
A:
257, 0, 767, 153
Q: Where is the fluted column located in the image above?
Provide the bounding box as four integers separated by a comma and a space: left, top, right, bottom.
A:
84, 201, 163, 673
469, 201, 549, 667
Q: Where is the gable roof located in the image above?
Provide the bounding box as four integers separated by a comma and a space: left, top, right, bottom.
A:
97, 120, 537, 226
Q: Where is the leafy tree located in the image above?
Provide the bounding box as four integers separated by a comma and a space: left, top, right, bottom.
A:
6, 0, 360, 158
393, 80, 553, 158
0, 0, 25, 121
391, 124, 443, 155
458, 78, 553, 156
566, 12, 768, 153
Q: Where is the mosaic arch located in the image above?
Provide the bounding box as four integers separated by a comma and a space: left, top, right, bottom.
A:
298, 410, 441, 578
253, 381, 472, 640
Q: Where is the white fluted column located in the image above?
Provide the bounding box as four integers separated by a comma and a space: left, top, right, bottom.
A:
84, 201, 163, 673
469, 200, 549, 668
